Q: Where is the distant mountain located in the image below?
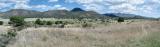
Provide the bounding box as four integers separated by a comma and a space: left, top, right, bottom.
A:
103, 13, 118, 17
103, 13, 148, 19
71, 8, 85, 12
0, 8, 153, 19
0, 9, 42, 18
0, 8, 109, 19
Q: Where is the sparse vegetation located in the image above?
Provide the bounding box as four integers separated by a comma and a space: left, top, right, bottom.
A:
0, 5, 159, 47
0, 28, 17, 47
0, 18, 159, 47
4, 21, 160, 47
6, 31, 17, 37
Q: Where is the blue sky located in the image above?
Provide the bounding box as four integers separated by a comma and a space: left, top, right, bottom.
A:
0, 0, 160, 18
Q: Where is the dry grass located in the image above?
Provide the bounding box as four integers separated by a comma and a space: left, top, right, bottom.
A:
6, 21, 160, 47
0, 26, 12, 34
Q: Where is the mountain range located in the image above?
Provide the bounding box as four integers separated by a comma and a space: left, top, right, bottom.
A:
0, 8, 151, 19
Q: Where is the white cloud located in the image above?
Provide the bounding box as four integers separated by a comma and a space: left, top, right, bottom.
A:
0, 0, 31, 9
32, 5, 49, 9
84, 4, 106, 13
65, 0, 160, 15
12, 0, 31, 9
0, 3, 12, 9
127, 0, 145, 5
32, 4, 68, 11
52, 5, 68, 10
48, 0, 58, 2
152, 0, 160, 3
109, 3, 137, 13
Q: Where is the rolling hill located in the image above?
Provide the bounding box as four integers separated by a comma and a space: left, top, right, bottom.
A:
0, 8, 153, 19
104, 13, 146, 19
0, 8, 109, 19
103, 13, 157, 20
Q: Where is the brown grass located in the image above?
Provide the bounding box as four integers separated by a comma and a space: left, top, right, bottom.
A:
6, 21, 160, 47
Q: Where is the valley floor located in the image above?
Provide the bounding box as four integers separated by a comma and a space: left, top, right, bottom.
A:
1, 21, 160, 47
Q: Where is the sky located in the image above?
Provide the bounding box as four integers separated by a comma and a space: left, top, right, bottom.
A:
0, 0, 160, 18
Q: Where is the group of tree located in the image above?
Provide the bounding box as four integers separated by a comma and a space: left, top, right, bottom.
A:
6, 16, 125, 28
35, 19, 52, 25
34, 19, 68, 28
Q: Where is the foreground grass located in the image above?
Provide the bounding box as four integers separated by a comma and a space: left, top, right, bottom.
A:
4, 21, 160, 47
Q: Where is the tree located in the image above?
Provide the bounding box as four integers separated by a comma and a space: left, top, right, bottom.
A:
35, 19, 41, 25
0, 21, 3, 25
10, 16, 25, 27
46, 21, 52, 25
118, 17, 124, 22
35, 19, 46, 25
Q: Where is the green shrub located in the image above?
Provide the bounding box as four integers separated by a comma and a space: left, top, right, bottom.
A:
2, 30, 17, 38
0, 29, 17, 47
35, 19, 41, 25
8, 22, 13, 25
46, 21, 52, 25
118, 17, 124, 22
35, 19, 46, 25
41, 21, 46, 25
55, 21, 63, 24
7, 31, 17, 37
0, 21, 3, 25
10, 16, 25, 27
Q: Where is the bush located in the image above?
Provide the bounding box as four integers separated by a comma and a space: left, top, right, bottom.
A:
82, 22, 92, 28
55, 21, 63, 24
8, 22, 13, 25
41, 21, 46, 25
7, 31, 17, 37
46, 21, 52, 25
35, 19, 41, 25
10, 16, 25, 27
35, 19, 46, 25
0, 21, 3, 25
0, 29, 17, 47
118, 17, 124, 22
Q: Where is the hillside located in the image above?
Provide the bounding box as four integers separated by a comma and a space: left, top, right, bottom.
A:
0, 8, 109, 19
103, 13, 152, 19
0, 9, 42, 18
0, 8, 151, 19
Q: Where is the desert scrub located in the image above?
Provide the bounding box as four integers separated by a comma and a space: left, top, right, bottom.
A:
82, 22, 92, 28
0, 29, 17, 47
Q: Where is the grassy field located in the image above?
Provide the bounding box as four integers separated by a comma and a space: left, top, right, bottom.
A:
2, 20, 160, 47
